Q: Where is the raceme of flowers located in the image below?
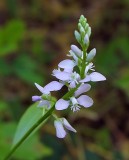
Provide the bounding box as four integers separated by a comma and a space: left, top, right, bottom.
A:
32, 15, 106, 138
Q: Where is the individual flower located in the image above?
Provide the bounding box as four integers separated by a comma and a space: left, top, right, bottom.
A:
54, 118, 76, 138
55, 83, 93, 112
32, 81, 63, 108
52, 69, 80, 88
67, 44, 83, 65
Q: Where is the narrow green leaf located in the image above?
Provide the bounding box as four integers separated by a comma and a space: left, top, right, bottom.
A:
4, 102, 55, 160
0, 122, 52, 160
12, 102, 44, 147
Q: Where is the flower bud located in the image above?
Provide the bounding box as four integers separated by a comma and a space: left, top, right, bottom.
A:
87, 27, 91, 37
87, 48, 96, 62
74, 30, 81, 42
80, 27, 85, 36
79, 15, 85, 23
84, 34, 89, 44
78, 23, 82, 30
71, 45, 82, 57
84, 23, 89, 31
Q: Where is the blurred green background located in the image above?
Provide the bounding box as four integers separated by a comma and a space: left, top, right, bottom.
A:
0, 0, 129, 159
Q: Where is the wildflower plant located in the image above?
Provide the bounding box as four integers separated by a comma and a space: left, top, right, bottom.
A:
4, 15, 106, 159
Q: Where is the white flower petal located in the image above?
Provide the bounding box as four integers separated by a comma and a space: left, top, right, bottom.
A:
54, 120, 66, 138
55, 99, 69, 110
85, 63, 95, 73
70, 97, 78, 105
53, 71, 71, 81
75, 84, 91, 97
58, 59, 75, 70
44, 81, 64, 92
35, 83, 46, 94
80, 75, 91, 83
62, 118, 77, 133
77, 95, 93, 108
90, 72, 106, 82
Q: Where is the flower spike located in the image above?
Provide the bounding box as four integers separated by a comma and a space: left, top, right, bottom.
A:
32, 15, 106, 138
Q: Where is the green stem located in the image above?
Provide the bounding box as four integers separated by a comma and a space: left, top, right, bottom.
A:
4, 84, 80, 160
80, 43, 89, 79
63, 83, 80, 99
80, 47, 87, 79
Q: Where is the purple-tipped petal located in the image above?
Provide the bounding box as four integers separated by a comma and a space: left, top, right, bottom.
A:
62, 118, 77, 133
53, 71, 71, 81
32, 96, 41, 102
80, 75, 91, 83
34, 83, 46, 94
54, 120, 66, 138
77, 95, 93, 108
44, 81, 64, 92
75, 84, 91, 97
90, 72, 106, 82
58, 59, 75, 70
55, 99, 69, 110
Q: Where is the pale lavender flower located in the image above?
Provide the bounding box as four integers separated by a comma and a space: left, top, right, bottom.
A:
54, 118, 76, 138
53, 69, 80, 88
55, 83, 93, 112
53, 64, 106, 87
32, 81, 63, 108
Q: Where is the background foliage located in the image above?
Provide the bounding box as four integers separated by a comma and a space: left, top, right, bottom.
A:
0, 0, 129, 159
